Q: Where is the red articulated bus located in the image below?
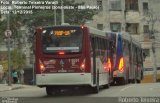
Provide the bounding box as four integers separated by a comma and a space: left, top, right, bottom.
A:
34, 25, 111, 95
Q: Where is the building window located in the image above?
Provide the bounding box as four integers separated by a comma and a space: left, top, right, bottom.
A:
143, 25, 149, 33
125, 0, 138, 11
97, 24, 103, 30
126, 23, 139, 34
110, 0, 121, 11
143, 2, 148, 15
143, 49, 150, 57
143, 2, 148, 10
97, 0, 103, 10
110, 23, 121, 32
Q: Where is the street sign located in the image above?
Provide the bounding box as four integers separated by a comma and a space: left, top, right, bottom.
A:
5, 29, 12, 37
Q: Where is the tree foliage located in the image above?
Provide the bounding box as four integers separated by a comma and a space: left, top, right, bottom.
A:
0, 48, 26, 71
0, 15, 23, 44
0, 0, 97, 42
0, 60, 8, 72
0, 20, 6, 42
11, 48, 26, 70
24, 0, 97, 27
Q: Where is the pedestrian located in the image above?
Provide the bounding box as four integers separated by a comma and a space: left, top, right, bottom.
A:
12, 70, 18, 84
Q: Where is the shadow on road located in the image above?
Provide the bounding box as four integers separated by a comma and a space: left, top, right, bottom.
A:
43, 87, 104, 97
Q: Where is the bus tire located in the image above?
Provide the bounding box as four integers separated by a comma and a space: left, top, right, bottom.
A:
121, 78, 126, 85
46, 87, 52, 96
92, 85, 99, 93
128, 79, 131, 83
131, 79, 136, 83
136, 79, 141, 83
103, 83, 110, 89
46, 86, 60, 96
117, 78, 126, 85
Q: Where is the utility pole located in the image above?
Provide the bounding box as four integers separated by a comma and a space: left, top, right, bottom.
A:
4, 1, 12, 86
54, 9, 57, 25
7, 0, 11, 86
61, 0, 64, 24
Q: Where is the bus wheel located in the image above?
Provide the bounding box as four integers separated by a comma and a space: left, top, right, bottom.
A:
128, 79, 131, 83
120, 78, 126, 85
103, 83, 110, 89
92, 85, 99, 93
131, 79, 136, 83
136, 79, 141, 83
46, 87, 53, 96
46, 86, 60, 96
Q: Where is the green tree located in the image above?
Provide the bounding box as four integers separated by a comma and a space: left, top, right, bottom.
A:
24, 0, 97, 27
24, 0, 97, 43
0, 60, 8, 72
0, 20, 6, 42
11, 48, 26, 70
0, 15, 23, 44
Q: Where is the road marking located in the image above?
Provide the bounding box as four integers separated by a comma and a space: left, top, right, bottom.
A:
120, 85, 132, 92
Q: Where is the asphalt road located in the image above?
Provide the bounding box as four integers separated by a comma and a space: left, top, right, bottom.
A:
0, 83, 160, 103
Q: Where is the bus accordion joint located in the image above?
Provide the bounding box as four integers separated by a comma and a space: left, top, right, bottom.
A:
80, 59, 86, 72
39, 60, 45, 73
118, 57, 124, 73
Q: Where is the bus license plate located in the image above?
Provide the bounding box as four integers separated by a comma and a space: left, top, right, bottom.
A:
58, 70, 67, 72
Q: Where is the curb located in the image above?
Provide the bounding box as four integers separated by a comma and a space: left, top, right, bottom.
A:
0, 85, 24, 92
11, 86, 24, 90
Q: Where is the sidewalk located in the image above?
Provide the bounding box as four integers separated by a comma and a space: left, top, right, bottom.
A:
0, 84, 26, 92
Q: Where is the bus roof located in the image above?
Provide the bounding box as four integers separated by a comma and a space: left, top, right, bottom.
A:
41, 25, 106, 37
88, 26, 106, 37
121, 32, 141, 48
42, 25, 81, 29
106, 31, 141, 48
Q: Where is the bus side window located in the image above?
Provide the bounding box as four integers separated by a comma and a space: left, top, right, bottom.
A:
96, 37, 101, 56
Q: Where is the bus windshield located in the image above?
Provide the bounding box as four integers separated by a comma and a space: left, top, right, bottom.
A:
42, 26, 83, 53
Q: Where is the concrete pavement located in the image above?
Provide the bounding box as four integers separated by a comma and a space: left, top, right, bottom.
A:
0, 84, 28, 92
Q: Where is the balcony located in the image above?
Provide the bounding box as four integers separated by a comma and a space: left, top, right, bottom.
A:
125, 11, 140, 23
143, 34, 150, 42
109, 11, 123, 22
126, 23, 139, 35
